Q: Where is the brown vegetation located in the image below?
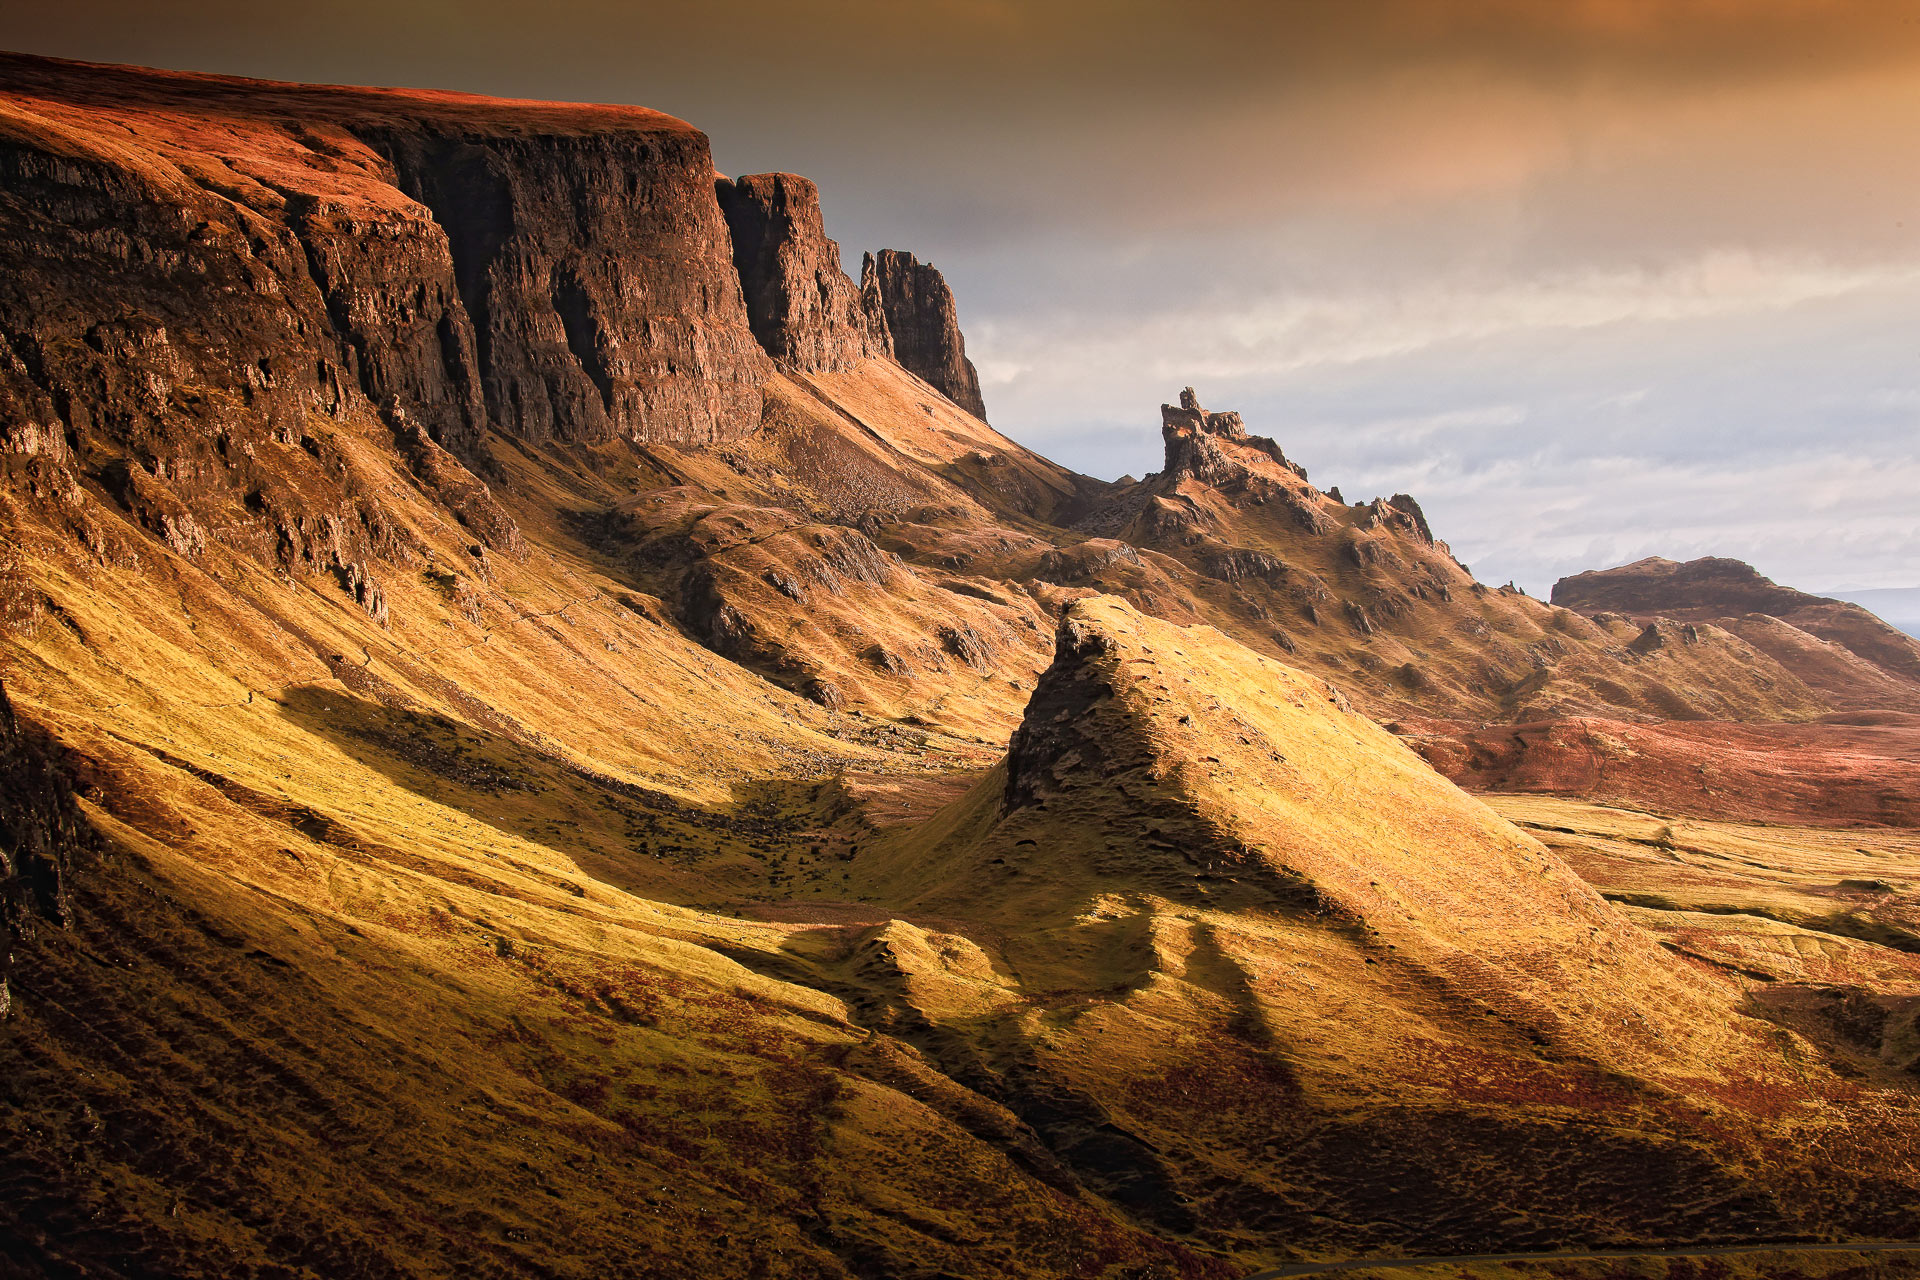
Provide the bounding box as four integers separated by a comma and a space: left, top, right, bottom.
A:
1, 52, 1917, 1280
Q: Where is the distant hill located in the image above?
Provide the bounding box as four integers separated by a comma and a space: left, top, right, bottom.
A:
1551, 556, 1920, 711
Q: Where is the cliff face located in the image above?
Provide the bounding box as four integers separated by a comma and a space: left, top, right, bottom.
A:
0, 678, 91, 1020
861, 249, 988, 419
0, 52, 769, 464
716, 172, 885, 374
0, 53, 779, 635
375, 129, 769, 445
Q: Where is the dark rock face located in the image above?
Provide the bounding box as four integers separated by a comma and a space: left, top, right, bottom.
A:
282, 176, 491, 455
1384, 494, 1434, 545
387, 403, 524, 558
861, 250, 988, 419
0, 53, 776, 631
716, 172, 884, 373
374, 129, 770, 445
1159, 387, 1306, 487
0, 51, 770, 474
0, 678, 93, 1018
1162, 385, 1248, 441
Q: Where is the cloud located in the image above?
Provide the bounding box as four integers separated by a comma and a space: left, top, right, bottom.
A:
980, 250, 1912, 382
1408, 448, 1920, 596
972, 249, 1920, 594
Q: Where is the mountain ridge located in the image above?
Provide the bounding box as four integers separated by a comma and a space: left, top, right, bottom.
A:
2, 52, 1918, 1279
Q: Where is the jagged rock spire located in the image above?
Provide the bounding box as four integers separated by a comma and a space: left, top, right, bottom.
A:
861, 250, 988, 420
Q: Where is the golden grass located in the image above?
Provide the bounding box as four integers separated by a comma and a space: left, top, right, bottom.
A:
4, 382, 1918, 1273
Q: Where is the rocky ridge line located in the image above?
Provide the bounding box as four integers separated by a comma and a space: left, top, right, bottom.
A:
716, 172, 889, 374
862, 249, 989, 420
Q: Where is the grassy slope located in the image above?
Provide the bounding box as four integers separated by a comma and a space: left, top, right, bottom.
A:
5, 387, 1920, 1275
0, 409, 1225, 1278
0, 57, 1916, 1278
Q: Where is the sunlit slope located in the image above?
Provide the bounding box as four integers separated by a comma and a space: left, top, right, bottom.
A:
1491, 794, 1920, 1048
841, 598, 1920, 1255
0, 445, 1218, 1278
798, 357, 1095, 526
0, 741, 1222, 1280
869, 597, 1762, 1076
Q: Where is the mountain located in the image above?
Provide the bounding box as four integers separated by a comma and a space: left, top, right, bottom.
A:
1399, 560, 1920, 824
2, 52, 1919, 1278
1552, 556, 1920, 710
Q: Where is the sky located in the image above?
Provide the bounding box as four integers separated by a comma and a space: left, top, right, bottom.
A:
4, 1, 1918, 595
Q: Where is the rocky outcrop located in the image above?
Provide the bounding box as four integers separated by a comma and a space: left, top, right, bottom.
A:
0, 51, 770, 479
717, 172, 884, 373
373, 127, 769, 445
1384, 493, 1434, 545
281, 181, 491, 455
1159, 387, 1306, 486
861, 250, 987, 419
0, 678, 93, 1017
387, 403, 524, 557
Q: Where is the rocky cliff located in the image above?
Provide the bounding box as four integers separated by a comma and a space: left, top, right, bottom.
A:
0, 51, 770, 466
716, 172, 887, 373
861, 249, 988, 419
1158, 385, 1309, 487
370, 128, 770, 446
0, 678, 92, 1019
0, 52, 783, 640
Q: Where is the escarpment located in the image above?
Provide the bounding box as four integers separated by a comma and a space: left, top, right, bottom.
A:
372, 126, 770, 445
716, 172, 886, 373
861, 248, 989, 419
0, 678, 94, 1019
0, 52, 777, 635
1555, 555, 1833, 618
0, 51, 769, 468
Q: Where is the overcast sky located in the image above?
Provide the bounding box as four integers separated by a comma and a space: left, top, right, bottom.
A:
4, 1, 1917, 594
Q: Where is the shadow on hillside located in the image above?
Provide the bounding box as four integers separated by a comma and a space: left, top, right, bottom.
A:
274, 684, 812, 906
